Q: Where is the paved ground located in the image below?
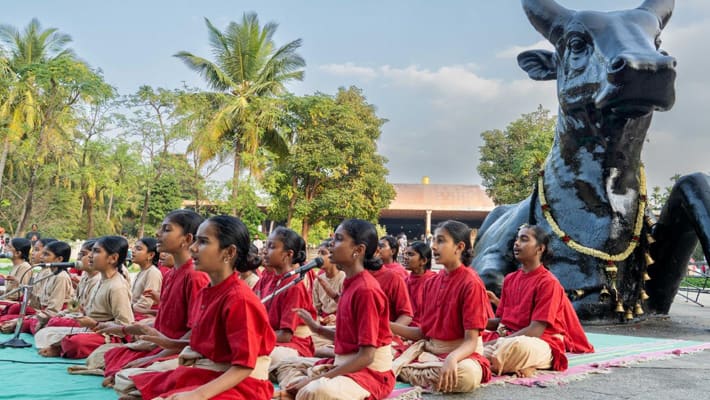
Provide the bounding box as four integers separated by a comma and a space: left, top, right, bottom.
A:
422, 292, 710, 400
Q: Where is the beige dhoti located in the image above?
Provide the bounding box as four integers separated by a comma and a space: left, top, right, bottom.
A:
483, 336, 553, 375
34, 326, 92, 349
292, 345, 392, 400
393, 338, 483, 393
67, 343, 124, 375
269, 325, 313, 383
114, 358, 180, 397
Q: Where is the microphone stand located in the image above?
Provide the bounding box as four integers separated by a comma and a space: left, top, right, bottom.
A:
261, 273, 306, 305
0, 269, 58, 348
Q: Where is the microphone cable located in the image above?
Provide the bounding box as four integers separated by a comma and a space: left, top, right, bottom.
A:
0, 358, 83, 365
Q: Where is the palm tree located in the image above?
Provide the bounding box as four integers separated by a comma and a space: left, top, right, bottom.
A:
175, 13, 305, 213
0, 19, 107, 234
0, 19, 77, 233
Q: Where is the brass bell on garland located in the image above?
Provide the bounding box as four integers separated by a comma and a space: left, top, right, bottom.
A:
574, 289, 585, 299
625, 308, 634, 320
640, 290, 650, 301
599, 286, 611, 302
646, 233, 656, 244
643, 271, 651, 281
645, 252, 655, 266
615, 301, 625, 313
634, 302, 644, 316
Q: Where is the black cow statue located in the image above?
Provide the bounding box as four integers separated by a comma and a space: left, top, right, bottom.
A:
473, 0, 710, 322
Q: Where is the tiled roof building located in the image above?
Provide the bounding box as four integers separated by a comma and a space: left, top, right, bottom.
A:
379, 180, 495, 239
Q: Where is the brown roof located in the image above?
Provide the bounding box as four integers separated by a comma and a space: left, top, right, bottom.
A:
385, 184, 495, 212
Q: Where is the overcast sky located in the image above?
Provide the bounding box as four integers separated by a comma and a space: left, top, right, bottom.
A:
6, 0, 710, 191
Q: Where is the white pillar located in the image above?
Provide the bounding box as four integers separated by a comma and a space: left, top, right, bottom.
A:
425, 210, 432, 236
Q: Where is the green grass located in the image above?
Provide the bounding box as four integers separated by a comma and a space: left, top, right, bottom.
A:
681, 276, 710, 289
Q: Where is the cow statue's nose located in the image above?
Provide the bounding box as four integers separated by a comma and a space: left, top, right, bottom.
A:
607, 53, 677, 82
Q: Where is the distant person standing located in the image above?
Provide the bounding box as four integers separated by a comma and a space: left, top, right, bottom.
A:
252, 232, 264, 251
0, 227, 6, 252
397, 234, 408, 264
25, 223, 41, 244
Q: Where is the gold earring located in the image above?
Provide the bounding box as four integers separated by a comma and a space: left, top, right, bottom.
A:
353, 253, 358, 258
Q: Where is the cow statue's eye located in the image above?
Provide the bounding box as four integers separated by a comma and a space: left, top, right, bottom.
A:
568, 37, 587, 53
654, 36, 662, 50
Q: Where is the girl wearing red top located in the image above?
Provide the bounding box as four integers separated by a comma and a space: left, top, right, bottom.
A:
158, 252, 175, 277
286, 219, 395, 400
403, 241, 436, 327
131, 215, 276, 400
484, 224, 593, 377
378, 235, 408, 281
99, 210, 209, 388
261, 227, 317, 377
391, 220, 492, 393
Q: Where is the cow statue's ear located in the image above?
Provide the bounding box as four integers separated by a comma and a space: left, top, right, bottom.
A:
517, 50, 557, 81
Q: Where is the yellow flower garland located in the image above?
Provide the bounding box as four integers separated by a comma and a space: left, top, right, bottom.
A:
538, 165, 647, 262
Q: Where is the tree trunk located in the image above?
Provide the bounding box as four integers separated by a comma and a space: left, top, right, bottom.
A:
286, 176, 298, 227
194, 169, 200, 214
16, 166, 38, 236
106, 190, 114, 222
138, 189, 151, 238
85, 194, 95, 238
301, 216, 310, 244
0, 135, 10, 193
231, 142, 241, 216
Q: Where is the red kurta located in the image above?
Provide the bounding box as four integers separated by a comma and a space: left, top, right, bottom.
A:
132, 273, 276, 400
254, 269, 275, 298
417, 265, 493, 382
368, 268, 413, 322
406, 270, 437, 327
330, 270, 394, 399
383, 262, 408, 281
495, 266, 594, 371
263, 272, 316, 357
103, 258, 209, 377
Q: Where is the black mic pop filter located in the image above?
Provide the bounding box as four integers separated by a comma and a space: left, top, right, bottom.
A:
282, 257, 324, 279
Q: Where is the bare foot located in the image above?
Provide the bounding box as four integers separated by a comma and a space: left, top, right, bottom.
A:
38, 346, 61, 357
0, 320, 17, 333
272, 389, 295, 400
515, 367, 538, 378
102, 375, 115, 388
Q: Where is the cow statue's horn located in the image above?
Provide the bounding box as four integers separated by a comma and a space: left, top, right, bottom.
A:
521, 0, 572, 44
638, 0, 674, 29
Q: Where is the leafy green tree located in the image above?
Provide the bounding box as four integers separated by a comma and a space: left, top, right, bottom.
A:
175, 13, 305, 213
649, 174, 681, 212
477, 105, 555, 205
122, 86, 189, 237
264, 87, 395, 242
0, 19, 112, 234
74, 95, 121, 237
148, 174, 185, 227
234, 179, 266, 237
176, 89, 229, 214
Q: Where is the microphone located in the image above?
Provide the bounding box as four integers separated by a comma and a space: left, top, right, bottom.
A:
282, 257, 324, 279
0, 252, 13, 259
33, 261, 77, 269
